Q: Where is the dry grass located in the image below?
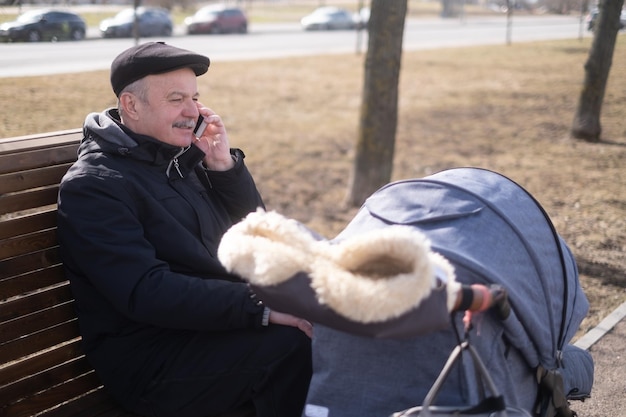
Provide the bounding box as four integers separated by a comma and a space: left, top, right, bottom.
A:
1, 36, 624, 334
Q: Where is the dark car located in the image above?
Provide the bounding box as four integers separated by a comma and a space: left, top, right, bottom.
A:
100, 7, 173, 38
586, 8, 626, 31
0, 9, 86, 42
184, 6, 248, 34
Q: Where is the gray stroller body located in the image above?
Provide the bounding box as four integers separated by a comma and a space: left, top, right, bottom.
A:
218, 167, 594, 417
303, 168, 593, 417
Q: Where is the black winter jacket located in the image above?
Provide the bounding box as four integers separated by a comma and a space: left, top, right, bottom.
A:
57, 109, 266, 404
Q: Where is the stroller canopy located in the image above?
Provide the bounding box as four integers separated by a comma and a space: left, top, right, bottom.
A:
335, 167, 589, 370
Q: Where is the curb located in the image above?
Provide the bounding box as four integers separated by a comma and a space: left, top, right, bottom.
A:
574, 300, 626, 351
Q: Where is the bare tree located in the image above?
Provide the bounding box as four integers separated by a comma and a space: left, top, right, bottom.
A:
345, 0, 408, 207
571, 0, 624, 142
133, 0, 141, 45
505, 0, 514, 45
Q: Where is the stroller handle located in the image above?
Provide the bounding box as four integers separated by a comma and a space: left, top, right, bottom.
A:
455, 284, 511, 321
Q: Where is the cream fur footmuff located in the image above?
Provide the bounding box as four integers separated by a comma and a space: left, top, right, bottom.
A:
311, 228, 458, 323
218, 209, 459, 324
217, 208, 322, 286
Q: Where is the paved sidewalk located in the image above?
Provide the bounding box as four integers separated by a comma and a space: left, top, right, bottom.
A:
569, 302, 626, 416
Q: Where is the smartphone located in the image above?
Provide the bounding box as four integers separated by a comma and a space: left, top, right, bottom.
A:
193, 115, 208, 138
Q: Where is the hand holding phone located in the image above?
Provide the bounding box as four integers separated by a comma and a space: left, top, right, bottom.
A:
192, 109, 234, 171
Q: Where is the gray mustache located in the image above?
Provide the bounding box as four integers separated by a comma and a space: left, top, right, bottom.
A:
173, 120, 196, 129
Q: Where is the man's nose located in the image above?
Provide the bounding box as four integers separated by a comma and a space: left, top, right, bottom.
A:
185, 100, 200, 117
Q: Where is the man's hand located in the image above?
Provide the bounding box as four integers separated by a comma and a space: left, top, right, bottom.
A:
193, 104, 234, 171
269, 310, 313, 338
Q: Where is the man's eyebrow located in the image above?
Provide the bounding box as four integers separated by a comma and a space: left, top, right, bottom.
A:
166, 91, 200, 99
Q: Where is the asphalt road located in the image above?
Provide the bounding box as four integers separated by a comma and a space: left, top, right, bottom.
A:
0, 15, 592, 78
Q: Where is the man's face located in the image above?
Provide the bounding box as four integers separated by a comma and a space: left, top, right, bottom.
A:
133, 68, 200, 147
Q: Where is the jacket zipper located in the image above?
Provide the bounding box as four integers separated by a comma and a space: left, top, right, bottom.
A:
166, 146, 190, 178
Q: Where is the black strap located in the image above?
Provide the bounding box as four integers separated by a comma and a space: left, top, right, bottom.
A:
534, 366, 577, 417
457, 286, 475, 311
460, 395, 506, 414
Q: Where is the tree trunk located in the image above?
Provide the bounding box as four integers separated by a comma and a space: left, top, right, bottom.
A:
571, 0, 624, 142
133, 0, 141, 45
345, 0, 408, 207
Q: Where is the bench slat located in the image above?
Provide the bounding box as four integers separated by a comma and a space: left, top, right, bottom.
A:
1, 301, 76, 346
0, 209, 56, 241
0, 284, 72, 322
0, 163, 73, 195
0, 263, 65, 298
0, 371, 102, 417
0, 129, 81, 155
0, 227, 58, 259
0, 142, 79, 174
0, 320, 80, 367
0, 340, 83, 387
0, 186, 59, 216
0, 248, 61, 281
0, 356, 94, 409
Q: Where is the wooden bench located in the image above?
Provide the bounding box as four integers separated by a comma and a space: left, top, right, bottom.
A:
0, 129, 254, 417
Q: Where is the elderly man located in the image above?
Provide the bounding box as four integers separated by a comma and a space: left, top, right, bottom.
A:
57, 42, 312, 417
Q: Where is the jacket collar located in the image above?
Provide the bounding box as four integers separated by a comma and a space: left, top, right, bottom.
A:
81, 108, 205, 177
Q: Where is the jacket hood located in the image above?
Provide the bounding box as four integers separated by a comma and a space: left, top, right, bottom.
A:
83, 109, 138, 150
81, 108, 205, 176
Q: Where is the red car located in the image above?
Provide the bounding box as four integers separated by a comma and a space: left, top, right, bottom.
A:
184, 6, 248, 34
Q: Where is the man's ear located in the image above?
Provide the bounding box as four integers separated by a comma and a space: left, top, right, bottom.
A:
119, 92, 140, 121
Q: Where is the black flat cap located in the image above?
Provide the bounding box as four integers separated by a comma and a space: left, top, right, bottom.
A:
110, 42, 210, 97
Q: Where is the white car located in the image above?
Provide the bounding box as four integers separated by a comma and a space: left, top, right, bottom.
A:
301, 7, 357, 31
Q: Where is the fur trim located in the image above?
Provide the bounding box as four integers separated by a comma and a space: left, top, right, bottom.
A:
218, 210, 459, 323
310, 227, 450, 323
217, 208, 319, 286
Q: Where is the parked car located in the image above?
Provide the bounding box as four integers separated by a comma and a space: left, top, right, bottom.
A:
100, 7, 173, 38
586, 8, 626, 31
301, 6, 358, 31
184, 5, 248, 34
0, 9, 86, 42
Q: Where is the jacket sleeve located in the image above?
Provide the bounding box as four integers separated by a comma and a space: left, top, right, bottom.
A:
57, 164, 266, 332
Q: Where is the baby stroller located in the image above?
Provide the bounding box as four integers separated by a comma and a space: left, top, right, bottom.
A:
217, 167, 594, 417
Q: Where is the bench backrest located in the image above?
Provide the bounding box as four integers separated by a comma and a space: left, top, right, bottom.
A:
0, 129, 136, 417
